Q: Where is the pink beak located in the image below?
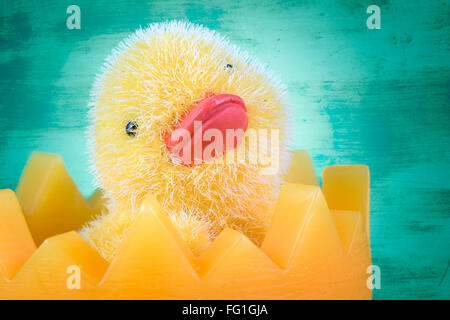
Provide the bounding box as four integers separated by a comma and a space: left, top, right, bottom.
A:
165, 94, 248, 165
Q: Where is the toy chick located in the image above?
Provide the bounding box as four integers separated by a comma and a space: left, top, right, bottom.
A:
80, 21, 290, 261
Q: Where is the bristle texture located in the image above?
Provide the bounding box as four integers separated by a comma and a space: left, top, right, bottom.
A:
81, 21, 291, 261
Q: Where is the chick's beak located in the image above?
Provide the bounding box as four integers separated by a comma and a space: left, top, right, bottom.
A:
165, 94, 248, 165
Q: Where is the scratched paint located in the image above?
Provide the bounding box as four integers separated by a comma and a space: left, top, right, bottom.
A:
0, 0, 448, 299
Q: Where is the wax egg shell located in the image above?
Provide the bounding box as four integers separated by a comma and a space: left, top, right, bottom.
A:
0, 150, 371, 299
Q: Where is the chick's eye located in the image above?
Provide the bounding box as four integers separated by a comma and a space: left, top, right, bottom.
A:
225, 63, 233, 70
125, 120, 138, 137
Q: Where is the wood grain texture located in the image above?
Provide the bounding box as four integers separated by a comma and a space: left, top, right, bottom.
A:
0, 0, 449, 299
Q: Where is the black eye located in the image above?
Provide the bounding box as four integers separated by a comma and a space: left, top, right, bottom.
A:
125, 120, 138, 137
225, 63, 233, 70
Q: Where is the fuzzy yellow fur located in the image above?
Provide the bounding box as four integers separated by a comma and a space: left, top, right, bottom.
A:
80, 21, 290, 261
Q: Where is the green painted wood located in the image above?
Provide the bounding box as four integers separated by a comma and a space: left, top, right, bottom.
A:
0, 0, 448, 299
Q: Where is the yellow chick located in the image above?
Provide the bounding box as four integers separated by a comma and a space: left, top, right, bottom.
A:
80, 21, 290, 261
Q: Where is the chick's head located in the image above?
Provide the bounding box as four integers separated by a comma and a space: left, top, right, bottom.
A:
90, 21, 290, 243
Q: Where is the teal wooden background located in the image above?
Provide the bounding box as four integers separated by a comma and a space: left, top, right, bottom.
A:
0, 0, 448, 299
